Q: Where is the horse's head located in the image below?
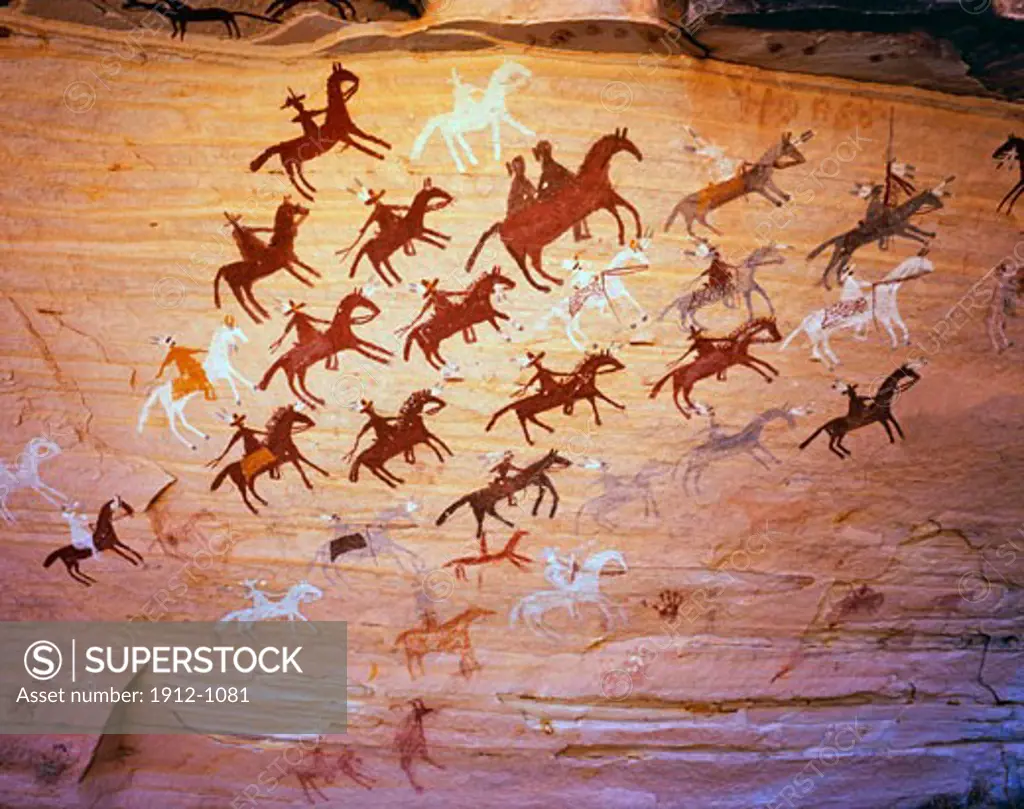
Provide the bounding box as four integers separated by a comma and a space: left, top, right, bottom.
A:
338, 289, 381, 325
407, 388, 447, 416
485, 265, 516, 292
294, 580, 324, 603
28, 437, 62, 462
993, 134, 1018, 162
831, 380, 856, 396
545, 449, 573, 469
903, 358, 928, 374
111, 494, 135, 519
579, 128, 643, 177
415, 179, 454, 213
745, 317, 781, 343
495, 60, 532, 91
278, 196, 310, 221
586, 349, 626, 375
748, 243, 787, 268
775, 130, 813, 167
276, 403, 316, 435
463, 607, 497, 623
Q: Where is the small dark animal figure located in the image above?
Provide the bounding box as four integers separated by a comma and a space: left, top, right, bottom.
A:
993, 134, 1024, 216
43, 497, 140, 587
265, 0, 355, 21
443, 529, 533, 584
799, 361, 924, 458
436, 449, 572, 538
122, 0, 280, 39
288, 745, 374, 803
393, 699, 444, 793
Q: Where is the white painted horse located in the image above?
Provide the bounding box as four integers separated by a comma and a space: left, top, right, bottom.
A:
781, 255, 934, 368
0, 437, 67, 522
410, 62, 534, 174
541, 238, 651, 350
203, 316, 255, 406
509, 548, 627, 639
220, 580, 323, 622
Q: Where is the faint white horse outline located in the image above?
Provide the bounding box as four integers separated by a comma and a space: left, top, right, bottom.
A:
410, 62, 534, 174
541, 237, 651, 350
138, 322, 252, 450
220, 580, 323, 622
509, 548, 627, 639
781, 254, 934, 368
313, 501, 425, 578
204, 316, 255, 406
0, 437, 68, 523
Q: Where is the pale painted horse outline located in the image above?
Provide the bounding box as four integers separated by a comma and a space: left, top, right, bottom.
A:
313, 501, 425, 579
220, 579, 323, 622
0, 437, 67, 523
781, 254, 934, 368
410, 61, 534, 174
541, 235, 652, 351
138, 322, 253, 450
509, 548, 627, 639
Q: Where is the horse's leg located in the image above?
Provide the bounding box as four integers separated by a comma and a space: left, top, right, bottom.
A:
420, 227, 450, 242
753, 282, 775, 316
745, 355, 780, 376
291, 457, 314, 489
510, 249, 549, 293
593, 389, 626, 410
347, 122, 391, 151
527, 412, 555, 434
826, 433, 846, 459
110, 544, 141, 567
671, 378, 692, 419
230, 281, 262, 324
340, 136, 387, 161
501, 112, 534, 137
367, 464, 401, 488
515, 412, 534, 445
737, 358, 775, 383
167, 408, 198, 451
544, 480, 559, 518
177, 407, 210, 441
454, 131, 479, 166
440, 127, 467, 173
242, 284, 271, 320
609, 191, 643, 240
293, 449, 330, 477
289, 256, 321, 278
878, 418, 896, 444
283, 263, 316, 288
283, 160, 315, 202
587, 396, 603, 427
286, 370, 317, 409
297, 368, 326, 407
68, 562, 94, 587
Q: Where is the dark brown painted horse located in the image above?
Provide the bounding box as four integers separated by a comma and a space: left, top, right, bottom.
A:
465, 129, 643, 292
403, 267, 516, 369
250, 63, 391, 200
994, 135, 1024, 216
649, 317, 782, 418
486, 350, 626, 444
214, 197, 317, 324
211, 405, 327, 514
436, 449, 572, 538
257, 290, 392, 408
43, 497, 140, 587
348, 390, 452, 488
350, 179, 454, 286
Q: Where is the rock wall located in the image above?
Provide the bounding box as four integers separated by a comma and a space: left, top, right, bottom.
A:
0, 17, 1023, 809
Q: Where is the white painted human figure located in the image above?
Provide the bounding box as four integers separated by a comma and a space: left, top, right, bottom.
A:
410, 61, 535, 174
683, 126, 740, 181
509, 548, 627, 638
62, 502, 96, 554
0, 437, 68, 523
203, 315, 255, 405
781, 254, 934, 367
987, 260, 1020, 353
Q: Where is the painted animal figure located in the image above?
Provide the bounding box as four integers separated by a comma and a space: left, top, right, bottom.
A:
466, 129, 644, 292
287, 745, 374, 804
0, 437, 67, 522
265, 0, 355, 21
210, 404, 328, 514
987, 260, 1022, 353
313, 502, 424, 576
393, 699, 443, 793
402, 267, 516, 369
799, 361, 924, 458
575, 460, 670, 531
220, 580, 323, 622
676, 406, 805, 494
808, 178, 952, 288
137, 337, 216, 451
202, 316, 255, 405
350, 179, 454, 286
781, 254, 934, 368
348, 390, 452, 488
509, 548, 627, 638
121, 0, 280, 39
410, 62, 534, 174
657, 241, 738, 330
542, 237, 651, 350
257, 290, 392, 408
993, 134, 1024, 216
394, 606, 495, 678
649, 317, 783, 418
43, 497, 140, 587
250, 63, 391, 200
486, 350, 627, 444
443, 529, 533, 584
215, 197, 318, 324
665, 130, 813, 237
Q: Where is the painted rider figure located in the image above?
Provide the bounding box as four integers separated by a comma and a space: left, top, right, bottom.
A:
345, 399, 399, 461
63, 502, 97, 554
358, 186, 414, 256
207, 412, 278, 477
271, 301, 338, 370
516, 350, 570, 397
399, 278, 469, 337
695, 245, 736, 307
505, 154, 537, 216
543, 547, 579, 588
283, 88, 326, 141
489, 450, 523, 506
155, 336, 216, 401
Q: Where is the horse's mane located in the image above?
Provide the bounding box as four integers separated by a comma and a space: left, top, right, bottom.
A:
265, 405, 292, 438
578, 132, 625, 177
727, 316, 774, 340
576, 348, 614, 373
399, 389, 432, 419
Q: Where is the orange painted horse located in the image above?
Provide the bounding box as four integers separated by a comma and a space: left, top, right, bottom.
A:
465, 129, 643, 292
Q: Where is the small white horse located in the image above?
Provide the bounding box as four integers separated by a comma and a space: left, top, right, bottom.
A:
782, 255, 934, 368
0, 437, 68, 522
220, 580, 323, 622
541, 238, 651, 350
410, 61, 534, 174
203, 316, 255, 406
509, 548, 627, 639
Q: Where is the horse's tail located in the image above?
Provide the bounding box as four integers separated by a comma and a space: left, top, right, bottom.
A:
485, 401, 517, 432
211, 464, 234, 492
43, 548, 64, 568
257, 356, 286, 391
649, 368, 675, 399
807, 234, 841, 260
664, 197, 693, 232
137, 386, 162, 434
410, 116, 443, 159
435, 494, 471, 526
798, 423, 828, 450
466, 223, 501, 274
780, 319, 808, 351
250, 144, 279, 173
